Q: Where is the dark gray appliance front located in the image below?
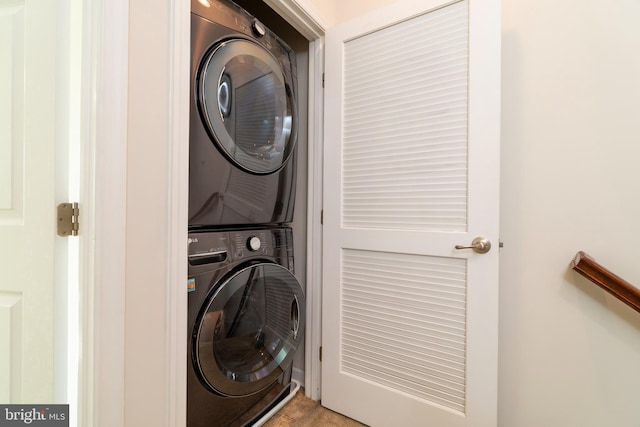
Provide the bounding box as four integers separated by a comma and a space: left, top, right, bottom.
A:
187, 227, 305, 426
189, 0, 298, 229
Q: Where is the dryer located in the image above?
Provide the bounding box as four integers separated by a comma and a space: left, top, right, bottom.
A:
187, 227, 305, 427
190, 0, 298, 229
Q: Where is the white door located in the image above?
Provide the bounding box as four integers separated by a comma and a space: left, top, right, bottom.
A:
321, 0, 500, 426
0, 0, 72, 404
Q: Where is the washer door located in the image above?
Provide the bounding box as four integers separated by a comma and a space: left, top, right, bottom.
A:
194, 262, 304, 397
198, 38, 297, 175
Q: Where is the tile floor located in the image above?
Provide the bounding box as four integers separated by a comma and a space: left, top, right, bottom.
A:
262, 390, 367, 427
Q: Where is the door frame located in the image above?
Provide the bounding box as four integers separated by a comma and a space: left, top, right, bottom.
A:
302, 36, 325, 401
78, 0, 129, 425
85, 1, 326, 426
82, 0, 193, 424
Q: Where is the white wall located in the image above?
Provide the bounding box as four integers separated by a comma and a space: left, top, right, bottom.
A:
295, 0, 401, 26
328, 0, 398, 24
500, 0, 640, 425
305, 0, 393, 26
297, 0, 336, 27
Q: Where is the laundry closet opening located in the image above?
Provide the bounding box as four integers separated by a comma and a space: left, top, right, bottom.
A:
215, 0, 310, 387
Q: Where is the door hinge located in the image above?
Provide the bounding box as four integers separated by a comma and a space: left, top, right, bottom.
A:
57, 202, 79, 236
322, 73, 325, 88
319, 346, 322, 362
320, 209, 323, 225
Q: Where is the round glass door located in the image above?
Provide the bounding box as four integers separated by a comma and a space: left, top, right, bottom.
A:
194, 262, 304, 397
198, 39, 297, 175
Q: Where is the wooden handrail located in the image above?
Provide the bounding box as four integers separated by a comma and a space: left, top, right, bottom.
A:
571, 251, 640, 313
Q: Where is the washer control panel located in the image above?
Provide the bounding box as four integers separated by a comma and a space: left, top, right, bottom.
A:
188, 228, 293, 271
231, 230, 267, 258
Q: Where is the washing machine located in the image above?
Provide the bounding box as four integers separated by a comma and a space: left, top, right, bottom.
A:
187, 227, 305, 427
190, 0, 298, 229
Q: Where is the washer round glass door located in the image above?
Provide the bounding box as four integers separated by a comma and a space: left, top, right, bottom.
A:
194, 262, 305, 397
198, 39, 297, 174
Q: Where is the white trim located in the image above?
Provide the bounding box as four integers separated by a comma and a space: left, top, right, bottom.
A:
79, 0, 128, 425
166, 0, 190, 425
304, 37, 324, 402
263, 0, 326, 41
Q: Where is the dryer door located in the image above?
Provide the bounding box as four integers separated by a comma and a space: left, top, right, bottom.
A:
194, 262, 304, 397
198, 39, 297, 175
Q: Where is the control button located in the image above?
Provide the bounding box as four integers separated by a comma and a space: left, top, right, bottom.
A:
247, 236, 261, 251
251, 19, 266, 37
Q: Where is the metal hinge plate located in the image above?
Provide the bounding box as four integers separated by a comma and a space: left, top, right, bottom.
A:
319, 346, 322, 362
57, 202, 79, 236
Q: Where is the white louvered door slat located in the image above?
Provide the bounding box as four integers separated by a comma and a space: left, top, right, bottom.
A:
322, 0, 500, 426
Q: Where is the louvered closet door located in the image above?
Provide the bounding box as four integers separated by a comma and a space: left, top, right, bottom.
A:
321, 0, 500, 426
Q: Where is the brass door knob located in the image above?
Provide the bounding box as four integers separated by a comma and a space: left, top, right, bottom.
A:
455, 237, 491, 254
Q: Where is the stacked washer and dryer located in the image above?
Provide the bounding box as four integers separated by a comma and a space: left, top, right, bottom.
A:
188, 0, 305, 426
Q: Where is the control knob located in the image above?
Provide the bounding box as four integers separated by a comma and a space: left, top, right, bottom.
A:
247, 236, 261, 252
251, 19, 266, 38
